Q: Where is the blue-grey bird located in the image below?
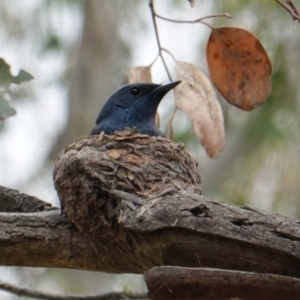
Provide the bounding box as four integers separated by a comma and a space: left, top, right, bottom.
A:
90, 81, 181, 137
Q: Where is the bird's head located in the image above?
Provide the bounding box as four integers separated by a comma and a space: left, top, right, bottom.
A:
97, 81, 180, 122
92, 81, 181, 136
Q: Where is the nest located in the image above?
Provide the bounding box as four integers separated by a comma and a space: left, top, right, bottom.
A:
53, 129, 201, 236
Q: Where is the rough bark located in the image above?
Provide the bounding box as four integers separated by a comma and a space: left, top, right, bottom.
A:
0, 186, 54, 212
1, 185, 300, 279
145, 266, 300, 300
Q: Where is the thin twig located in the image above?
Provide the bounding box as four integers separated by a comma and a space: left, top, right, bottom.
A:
161, 48, 176, 62
287, 0, 300, 16
148, 0, 172, 81
155, 12, 231, 29
276, 0, 300, 22
149, 53, 160, 67
0, 279, 148, 300
148, 2, 230, 78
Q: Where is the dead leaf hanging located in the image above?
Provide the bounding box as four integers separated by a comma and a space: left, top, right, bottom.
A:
174, 61, 225, 159
128, 66, 152, 84
155, 112, 160, 129
166, 108, 176, 141
206, 27, 272, 111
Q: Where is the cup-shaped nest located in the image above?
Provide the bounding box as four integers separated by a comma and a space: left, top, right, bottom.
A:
54, 129, 201, 235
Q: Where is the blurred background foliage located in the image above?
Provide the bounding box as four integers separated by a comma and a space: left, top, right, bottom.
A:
0, 0, 300, 298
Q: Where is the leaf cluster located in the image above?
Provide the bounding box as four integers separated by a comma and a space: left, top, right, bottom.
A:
129, 1, 272, 159
0, 58, 33, 120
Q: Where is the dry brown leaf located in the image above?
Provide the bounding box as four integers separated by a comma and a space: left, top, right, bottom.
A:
175, 61, 225, 158
166, 117, 174, 141
206, 27, 272, 111
128, 66, 152, 83
128, 66, 160, 128
166, 107, 177, 141
155, 113, 160, 129
108, 149, 122, 159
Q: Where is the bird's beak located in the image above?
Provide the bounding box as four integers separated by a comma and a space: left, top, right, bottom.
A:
153, 81, 181, 96
146, 81, 181, 115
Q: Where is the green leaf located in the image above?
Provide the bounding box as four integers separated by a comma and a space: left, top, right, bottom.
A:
41, 34, 61, 53
0, 96, 16, 120
0, 58, 14, 85
12, 69, 34, 84
0, 57, 34, 86
0, 57, 33, 121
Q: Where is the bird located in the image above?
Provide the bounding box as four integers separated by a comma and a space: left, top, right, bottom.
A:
90, 81, 181, 137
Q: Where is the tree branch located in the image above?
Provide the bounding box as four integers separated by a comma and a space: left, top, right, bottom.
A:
1, 187, 300, 278
145, 267, 300, 300
0, 185, 54, 212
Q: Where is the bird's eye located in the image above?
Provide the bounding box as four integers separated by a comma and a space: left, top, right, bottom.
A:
130, 87, 141, 96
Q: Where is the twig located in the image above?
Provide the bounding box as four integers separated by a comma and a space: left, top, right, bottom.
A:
149, 53, 160, 67
0, 279, 148, 300
148, 1, 230, 139
148, 0, 172, 81
287, 0, 300, 16
155, 12, 231, 29
148, 1, 230, 79
276, 0, 300, 22
161, 48, 176, 62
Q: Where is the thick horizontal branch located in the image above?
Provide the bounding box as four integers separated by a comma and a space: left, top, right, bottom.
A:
1, 187, 300, 278
145, 266, 300, 300
0, 210, 100, 270
0, 185, 54, 212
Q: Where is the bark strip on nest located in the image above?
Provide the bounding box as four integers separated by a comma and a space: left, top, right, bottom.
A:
53, 129, 201, 235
